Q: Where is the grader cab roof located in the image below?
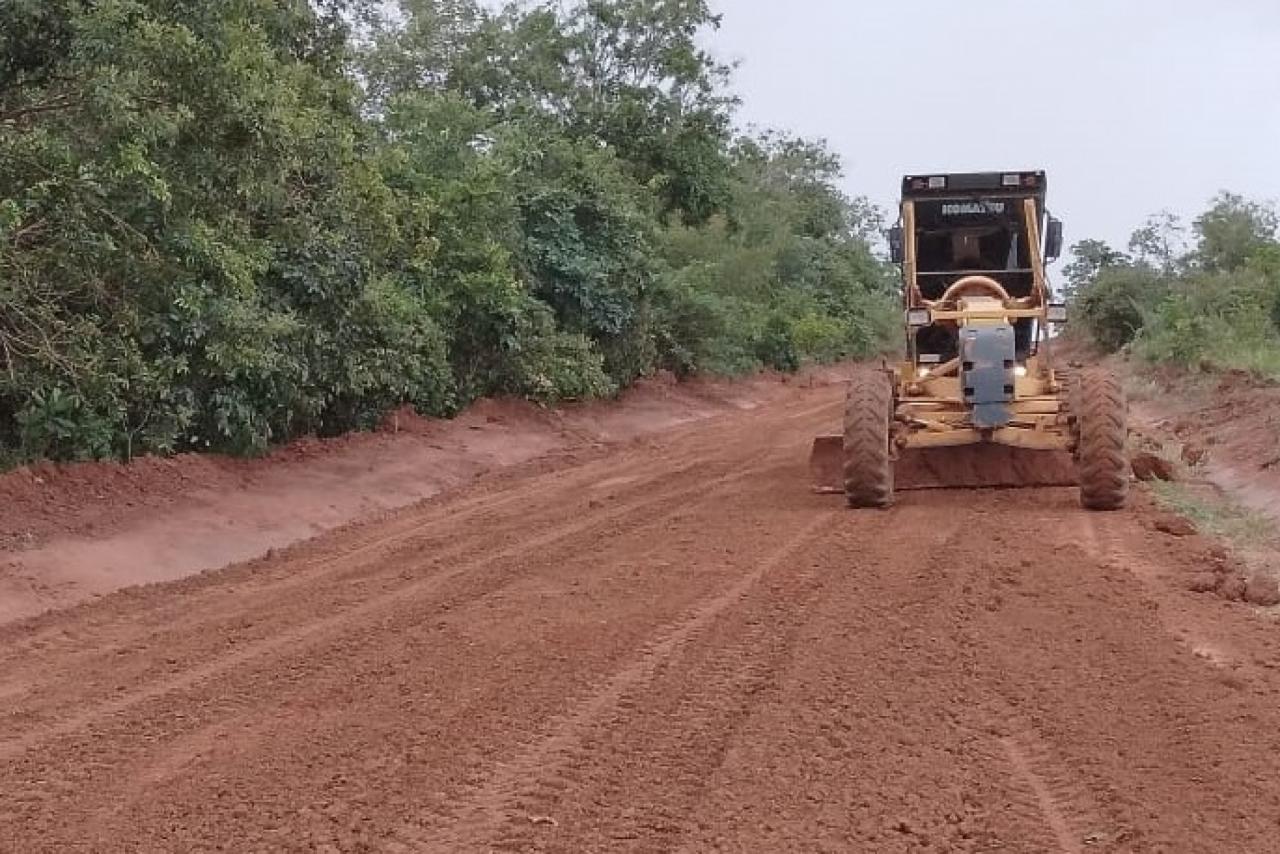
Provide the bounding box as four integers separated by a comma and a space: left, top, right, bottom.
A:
901, 171, 1047, 200
900, 172, 1050, 237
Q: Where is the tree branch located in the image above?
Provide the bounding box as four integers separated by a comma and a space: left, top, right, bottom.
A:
9, 218, 49, 248
0, 97, 84, 125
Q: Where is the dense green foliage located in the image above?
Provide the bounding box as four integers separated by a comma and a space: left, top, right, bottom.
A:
0, 0, 895, 463
1070, 194, 1280, 379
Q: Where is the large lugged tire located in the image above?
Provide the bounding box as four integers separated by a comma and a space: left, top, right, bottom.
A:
843, 368, 895, 508
1074, 368, 1129, 511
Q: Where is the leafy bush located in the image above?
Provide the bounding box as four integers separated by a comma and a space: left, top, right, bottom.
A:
1073, 266, 1168, 352
1073, 197, 1280, 380
0, 0, 897, 466
1135, 269, 1280, 379
15, 387, 116, 462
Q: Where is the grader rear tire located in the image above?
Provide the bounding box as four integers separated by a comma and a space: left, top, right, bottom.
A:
1075, 368, 1129, 511
843, 368, 895, 508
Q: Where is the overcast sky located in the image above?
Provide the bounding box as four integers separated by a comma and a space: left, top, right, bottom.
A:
711, 0, 1280, 254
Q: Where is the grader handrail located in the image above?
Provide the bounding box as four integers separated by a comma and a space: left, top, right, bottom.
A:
930, 275, 1010, 306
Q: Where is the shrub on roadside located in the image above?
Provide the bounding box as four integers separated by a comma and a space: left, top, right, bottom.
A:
1073, 266, 1168, 352
1073, 195, 1280, 380
1135, 269, 1280, 379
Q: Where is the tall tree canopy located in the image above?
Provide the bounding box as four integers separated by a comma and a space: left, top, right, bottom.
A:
0, 0, 895, 465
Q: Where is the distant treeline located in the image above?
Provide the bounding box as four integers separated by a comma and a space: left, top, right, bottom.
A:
1068, 193, 1280, 379
0, 0, 897, 464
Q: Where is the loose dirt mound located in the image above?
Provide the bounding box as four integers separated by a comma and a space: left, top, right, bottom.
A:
1131, 450, 1177, 482
1132, 366, 1280, 525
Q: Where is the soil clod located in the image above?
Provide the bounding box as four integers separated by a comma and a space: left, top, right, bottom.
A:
1244, 575, 1280, 607
1153, 514, 1197, 537
1132, 451, 1177, 482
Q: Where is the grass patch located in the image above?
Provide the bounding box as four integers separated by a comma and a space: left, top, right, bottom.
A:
1197, 338, 1280, 382
1121, 371, 1164, 405
1148, 479, 1276, 545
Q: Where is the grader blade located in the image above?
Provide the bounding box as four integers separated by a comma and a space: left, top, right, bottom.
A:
810, 436, 1077, 494
894, 445, 1077, 490
809, 435, 844, 494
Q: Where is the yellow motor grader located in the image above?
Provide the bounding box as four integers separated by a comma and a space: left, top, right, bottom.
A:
811, 171, 1128, 510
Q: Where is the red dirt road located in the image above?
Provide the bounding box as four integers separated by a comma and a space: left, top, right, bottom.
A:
4, 382, 1280, 852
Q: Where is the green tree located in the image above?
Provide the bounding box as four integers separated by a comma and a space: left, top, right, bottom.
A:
1193, 192, 1278, 273
1073, 195, 1280, 378
652, 132, 895, 374
0, 0, 453, 458
1073, 266, 1167, 352
1127, 211, 1187, 274
359, 0, 484, 112
442, 0, 737, 223
1062, 239, 1130, 299
1, 0, 898, 465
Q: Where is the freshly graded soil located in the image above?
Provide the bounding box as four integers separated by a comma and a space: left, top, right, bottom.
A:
4, 375, 1280, 852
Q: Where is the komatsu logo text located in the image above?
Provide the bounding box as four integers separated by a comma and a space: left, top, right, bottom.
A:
941, 202, 1006, 216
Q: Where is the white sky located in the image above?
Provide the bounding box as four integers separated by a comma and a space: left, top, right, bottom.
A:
712, 0, 1280, 252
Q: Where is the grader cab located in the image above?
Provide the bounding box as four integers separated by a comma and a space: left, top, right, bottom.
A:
811, 171, 1129, 510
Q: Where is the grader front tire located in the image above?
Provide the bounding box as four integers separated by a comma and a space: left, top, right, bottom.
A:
843, 369, 895, 509
1075, 368, 1129, 511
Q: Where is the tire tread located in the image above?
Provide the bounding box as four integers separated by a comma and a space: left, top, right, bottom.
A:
1075, 368, 1129, 511
843, 368, 895, 508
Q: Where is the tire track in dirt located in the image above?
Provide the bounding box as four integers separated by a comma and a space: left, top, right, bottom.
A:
0, 457, 714, 703
859, 501, 1087, 853
4, 396, 844, 851
947, 498, 1126, 852
1000, 734, 1079, 853
548, 594, 814, 853
640, 506, 973, 854
953, 489, 1280, 851
2, 482, 794, 848
665, 500, 1021, 853
1078, 506, 1265, 679
104, 465, 810, 791
998, 731, 1098, 854
0, 397, 842, 683
969, 696, 1114, 854
392, 511, 838, 851
1, 405, 839, 845
946, 504, 1120, 852
0, 398, 841, 732
15, 377, 1280, 852
662, 488, 1131, 853
0, 460, 776, 764
595, 504, 972, 854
